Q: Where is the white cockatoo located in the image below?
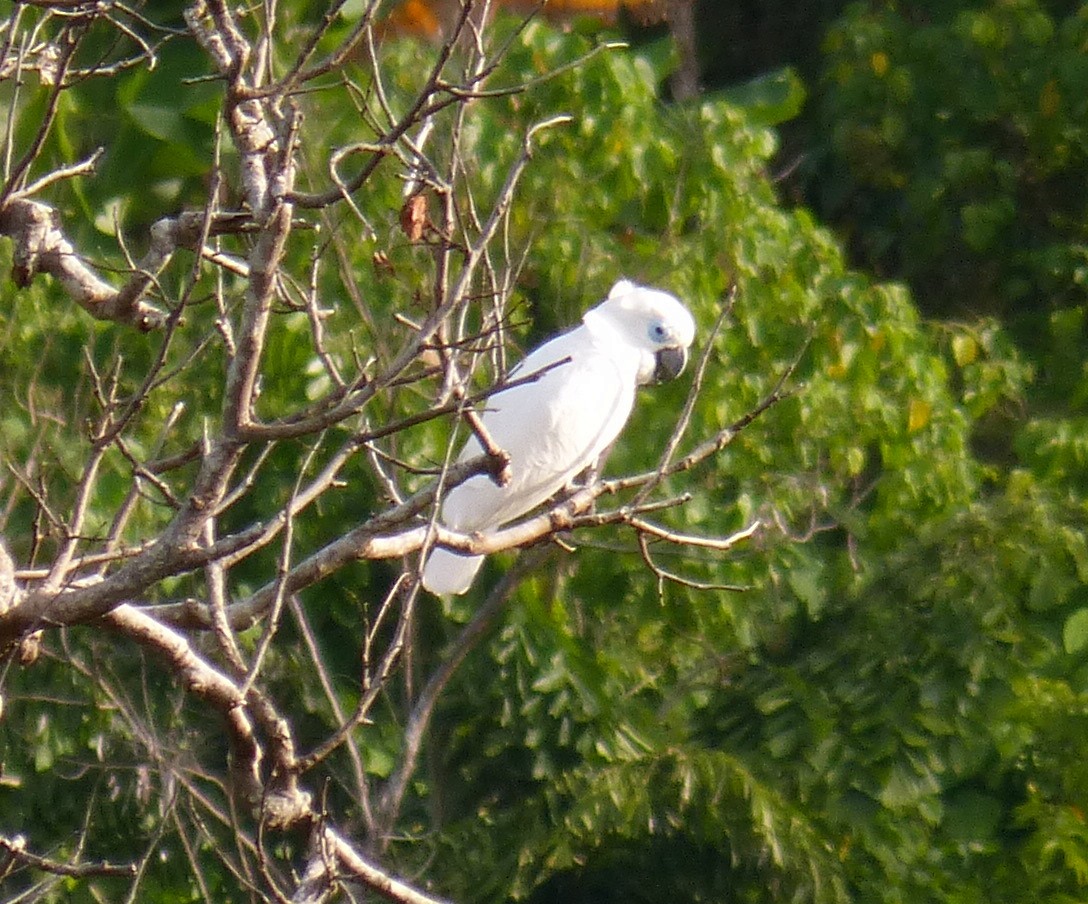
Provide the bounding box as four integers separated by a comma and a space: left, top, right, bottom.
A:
421, 279, 696, 595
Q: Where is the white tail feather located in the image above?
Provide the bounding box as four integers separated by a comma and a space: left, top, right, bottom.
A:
421, 547, 485, 595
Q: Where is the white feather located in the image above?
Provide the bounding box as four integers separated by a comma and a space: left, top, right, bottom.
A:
422, 280, 695, 595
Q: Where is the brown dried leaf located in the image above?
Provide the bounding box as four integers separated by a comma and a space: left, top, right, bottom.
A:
400, 193, 429, 243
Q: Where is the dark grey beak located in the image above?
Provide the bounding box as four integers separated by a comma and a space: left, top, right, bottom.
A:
653, 346, 688, 383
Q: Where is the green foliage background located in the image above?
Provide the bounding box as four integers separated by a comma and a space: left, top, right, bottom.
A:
1, 1, 1088, 902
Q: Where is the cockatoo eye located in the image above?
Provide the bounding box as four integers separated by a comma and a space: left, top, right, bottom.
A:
648, 322, 668, 343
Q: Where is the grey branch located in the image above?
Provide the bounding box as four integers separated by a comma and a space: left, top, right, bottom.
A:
104, 601, 447, 904
0, 196, 167, 330
296, 827, 453, 904
0, 196, 253, 331
0, 833, 137, 879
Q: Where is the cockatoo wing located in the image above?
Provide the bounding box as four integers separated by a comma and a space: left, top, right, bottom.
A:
443, 325, 636, 531
421, 325, 636, 595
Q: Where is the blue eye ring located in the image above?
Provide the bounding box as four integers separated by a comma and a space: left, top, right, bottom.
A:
649, 322, 668, 342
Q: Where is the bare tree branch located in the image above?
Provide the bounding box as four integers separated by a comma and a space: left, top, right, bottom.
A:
0, 833, 137, 879
376, 545, 551, 836
0, 197, 168, 330
297, 825, 452, 904
102, 599, 451, 904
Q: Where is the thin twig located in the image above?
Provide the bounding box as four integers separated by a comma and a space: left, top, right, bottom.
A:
10, 147, 102, 198
637, 533, 751, 593
377, 546, 550, 831
0, 835, 136, 879
635, 281, 736, 504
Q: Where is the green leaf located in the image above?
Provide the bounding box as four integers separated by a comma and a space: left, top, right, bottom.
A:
1063, 608, 1088, 654
951, 333, 979, 366
710, 66, 807, 126
944, 789, 1003, 844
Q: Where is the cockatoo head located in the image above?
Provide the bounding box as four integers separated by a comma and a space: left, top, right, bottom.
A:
583, 279, 696, 385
